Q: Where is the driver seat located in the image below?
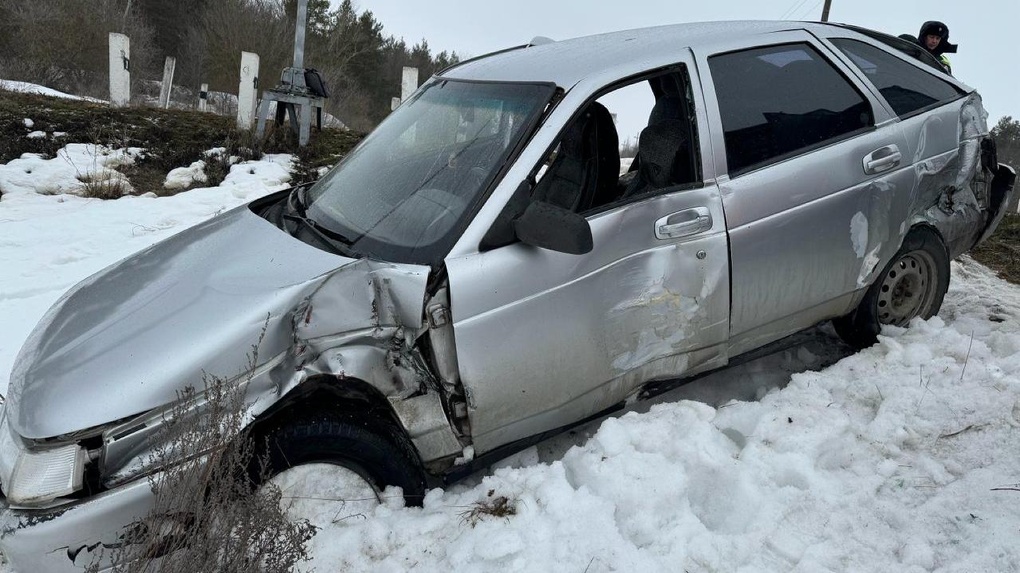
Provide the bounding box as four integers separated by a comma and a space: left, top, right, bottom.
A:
532, 102, 619, 212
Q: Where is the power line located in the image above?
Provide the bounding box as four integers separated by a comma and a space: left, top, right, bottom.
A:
798, 0, 825, 20
780, 0, 811, 20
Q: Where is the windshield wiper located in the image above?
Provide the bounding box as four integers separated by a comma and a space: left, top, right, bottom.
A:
282, 211, 358, 258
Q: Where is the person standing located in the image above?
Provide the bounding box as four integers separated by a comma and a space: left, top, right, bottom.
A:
917, 20, 957, 74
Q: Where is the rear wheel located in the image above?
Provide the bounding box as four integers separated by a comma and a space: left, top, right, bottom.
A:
251, 412, 426, 524
833, 227, 950, 349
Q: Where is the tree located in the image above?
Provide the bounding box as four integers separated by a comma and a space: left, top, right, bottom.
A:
991, 116, 1020, 167
135, 0, 210, 61
190, 0, 292, 94
0, 0, 157, 99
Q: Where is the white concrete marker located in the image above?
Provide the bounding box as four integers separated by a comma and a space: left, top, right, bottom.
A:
198, 83, 209, 112
108, 33, 131, 107
158, 57, 176, 109
237, 52, 260, 129
401, 67, 419, 102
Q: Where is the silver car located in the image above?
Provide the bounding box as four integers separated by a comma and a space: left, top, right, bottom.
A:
1, 20, 1014, 571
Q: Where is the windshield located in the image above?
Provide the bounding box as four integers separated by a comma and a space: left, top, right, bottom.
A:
306, 79, 555, 265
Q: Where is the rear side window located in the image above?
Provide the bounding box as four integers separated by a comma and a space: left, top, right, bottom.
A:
709, 43, 873, 176
830, 38, 963, 118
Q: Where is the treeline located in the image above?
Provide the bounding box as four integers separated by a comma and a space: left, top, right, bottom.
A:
0, 0, 458, 130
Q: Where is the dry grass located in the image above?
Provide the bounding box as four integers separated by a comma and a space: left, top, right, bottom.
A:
460, 490, 518, 527
89, 329, 315, 573
971, 213, 1020, 285
78, 172, 130, 199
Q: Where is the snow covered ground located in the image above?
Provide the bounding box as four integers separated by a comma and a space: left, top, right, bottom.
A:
1, 133, 1019, 571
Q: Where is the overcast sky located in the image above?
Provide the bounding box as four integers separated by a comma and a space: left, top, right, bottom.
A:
340, 0, 1018, 125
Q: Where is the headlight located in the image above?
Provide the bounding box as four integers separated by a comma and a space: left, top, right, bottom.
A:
0, 408, 87, 506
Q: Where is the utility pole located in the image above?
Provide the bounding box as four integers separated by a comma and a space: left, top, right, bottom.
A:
821, 0, 832, 22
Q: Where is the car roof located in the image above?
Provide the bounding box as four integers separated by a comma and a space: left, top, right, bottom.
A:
442, 20, 845, 86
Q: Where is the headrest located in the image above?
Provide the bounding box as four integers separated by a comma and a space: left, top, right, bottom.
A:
637, 119, 686, 189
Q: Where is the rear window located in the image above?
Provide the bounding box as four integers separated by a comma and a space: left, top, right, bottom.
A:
836, 25, 946, 73
830, 38, 964, 119
709, 43, 873, 176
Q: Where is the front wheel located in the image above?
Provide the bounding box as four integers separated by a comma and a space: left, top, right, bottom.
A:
251, 412, 426, 525
833, 227, 950, 349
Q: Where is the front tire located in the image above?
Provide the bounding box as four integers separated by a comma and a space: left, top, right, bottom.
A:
833, 227, 950, 349
251, 412, 426, 522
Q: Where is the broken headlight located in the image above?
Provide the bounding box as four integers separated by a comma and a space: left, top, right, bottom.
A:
0, 407, 87, 506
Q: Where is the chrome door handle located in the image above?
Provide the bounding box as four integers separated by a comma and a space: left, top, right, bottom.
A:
655, 207, 712, 240
863, 144, 902, 175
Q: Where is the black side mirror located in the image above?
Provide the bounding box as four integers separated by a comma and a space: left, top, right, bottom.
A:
513, 200, 593, 255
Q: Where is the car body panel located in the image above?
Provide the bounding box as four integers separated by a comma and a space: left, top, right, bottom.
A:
7, 206, 351, 440
447, 184, 729, 452
691, 30, 916, 351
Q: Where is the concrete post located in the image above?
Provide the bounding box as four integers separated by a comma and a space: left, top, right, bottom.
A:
293, 0, 307, 69
391, 97, 402, 111
158, 57, 176, 109
108, 33, 131, 107
198, 83, 209, 112
401, 67, 419, 102
237, 52, 260, 129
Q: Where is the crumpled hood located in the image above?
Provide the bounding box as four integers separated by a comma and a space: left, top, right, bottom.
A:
7, 204, 427, 440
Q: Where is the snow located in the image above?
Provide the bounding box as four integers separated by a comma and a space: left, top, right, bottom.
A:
1, 122, 1019, 572
163, 159, 209, 190
0, 80, 104, 103
0, 144, 143, 197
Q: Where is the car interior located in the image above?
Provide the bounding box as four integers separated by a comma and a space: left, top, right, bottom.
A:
532, 71, 702, 215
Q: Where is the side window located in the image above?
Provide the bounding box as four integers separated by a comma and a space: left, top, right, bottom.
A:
830, 38, 964, 118
709, 43, 874, 176
531, 70, 702, 214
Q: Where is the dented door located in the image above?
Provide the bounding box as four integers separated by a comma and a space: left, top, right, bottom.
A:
445, 185, 729, 454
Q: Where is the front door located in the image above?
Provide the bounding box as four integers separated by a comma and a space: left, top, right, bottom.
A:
445, 68, 731, 454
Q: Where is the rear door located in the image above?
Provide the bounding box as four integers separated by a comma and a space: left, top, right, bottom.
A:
821, 35, 979, 257
693, 31, 913, 355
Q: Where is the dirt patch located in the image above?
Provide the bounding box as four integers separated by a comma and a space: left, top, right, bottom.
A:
971, 214, 1020, 285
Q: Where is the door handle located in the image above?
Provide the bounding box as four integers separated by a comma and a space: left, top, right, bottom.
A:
863, 144, 902, 175
655, 207, 712, 240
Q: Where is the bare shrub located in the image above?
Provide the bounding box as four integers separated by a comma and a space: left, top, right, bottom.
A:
78, 173, 131, 200
92, 331, 315, 572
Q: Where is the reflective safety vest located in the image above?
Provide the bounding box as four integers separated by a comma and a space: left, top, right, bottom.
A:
939, 54, 952, 75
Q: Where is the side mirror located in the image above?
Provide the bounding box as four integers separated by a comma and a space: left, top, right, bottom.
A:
513, 200, 593, 255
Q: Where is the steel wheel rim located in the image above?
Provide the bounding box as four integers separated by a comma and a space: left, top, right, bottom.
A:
876, 250, 938, 326
266, 463, 381, 527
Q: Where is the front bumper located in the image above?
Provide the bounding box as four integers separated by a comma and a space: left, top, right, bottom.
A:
0, 477, 154, 572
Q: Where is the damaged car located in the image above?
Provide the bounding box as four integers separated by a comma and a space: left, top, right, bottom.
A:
1, 20, 1014, 571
